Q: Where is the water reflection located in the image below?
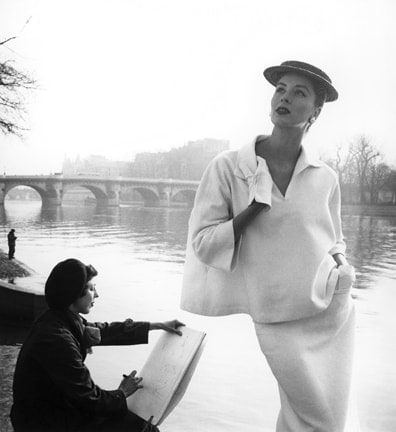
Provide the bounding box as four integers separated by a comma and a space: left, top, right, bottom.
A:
343, 214, 396, 289
1, 202, 191, 278
1, 202, 396, 289
39, 205, 65, 223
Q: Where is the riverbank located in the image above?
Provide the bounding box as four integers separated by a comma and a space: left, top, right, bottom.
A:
0, 253, 34, 432
342, 203, 396, 217
0, 345, 19, 432
0, 250, 31, 280
0, 249, 46, 324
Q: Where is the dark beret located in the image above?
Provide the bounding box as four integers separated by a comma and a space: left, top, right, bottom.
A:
45, 258, 97, 310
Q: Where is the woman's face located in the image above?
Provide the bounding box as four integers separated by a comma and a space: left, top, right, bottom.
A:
70, 279, 99, 315
270, 73, 320, 130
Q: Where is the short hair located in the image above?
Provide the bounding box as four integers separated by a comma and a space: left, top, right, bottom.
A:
86, 264, 98, 282
78, 264, 98, 298
312, 81, 327, 107
45, 259, 97, 309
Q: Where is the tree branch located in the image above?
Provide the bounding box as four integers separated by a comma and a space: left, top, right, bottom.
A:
0, 36, 17, 46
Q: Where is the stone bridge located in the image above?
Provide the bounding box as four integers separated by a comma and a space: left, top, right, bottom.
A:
0, 175, 200, 207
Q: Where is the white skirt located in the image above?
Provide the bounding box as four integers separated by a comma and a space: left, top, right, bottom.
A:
254, 278, 359, 432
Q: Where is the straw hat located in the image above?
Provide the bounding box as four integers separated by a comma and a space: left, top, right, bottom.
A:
263, 60, 338, 102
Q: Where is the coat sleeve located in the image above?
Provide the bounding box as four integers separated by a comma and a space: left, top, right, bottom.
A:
328, 178, 347, 256
90, 319, 150, 346
189, 155, 241, 272
35, 329, 128, 416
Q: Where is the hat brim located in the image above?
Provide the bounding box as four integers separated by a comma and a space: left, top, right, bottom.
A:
263, 65, 338, 102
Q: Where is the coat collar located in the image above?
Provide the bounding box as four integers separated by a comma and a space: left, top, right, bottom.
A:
39, 309, 85, 340
234, 135, 324, 179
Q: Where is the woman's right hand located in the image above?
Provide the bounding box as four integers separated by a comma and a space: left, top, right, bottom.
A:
118, 370, 143, 398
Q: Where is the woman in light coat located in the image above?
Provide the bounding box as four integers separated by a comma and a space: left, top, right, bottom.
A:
181, 60, 357, 432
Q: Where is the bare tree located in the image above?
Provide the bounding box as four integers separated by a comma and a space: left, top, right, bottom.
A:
327, 143, 358, 203
326, 137, 396, 205
0, 36, 36, 136
331, 143, 351, 185
350, 135, 380, 204
385, 169, 396, 205
368, 162, 391, 204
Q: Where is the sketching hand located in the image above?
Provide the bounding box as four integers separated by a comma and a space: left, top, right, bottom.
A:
142, 416, 160, 432
118, 370, 143, 398
149, 320, 185, 336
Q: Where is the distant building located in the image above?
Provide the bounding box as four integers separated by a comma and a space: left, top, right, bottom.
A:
62, 154, 132, 177
131, 138, 229, 180
62, 138, 229, 181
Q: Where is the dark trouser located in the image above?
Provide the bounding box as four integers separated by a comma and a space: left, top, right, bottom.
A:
84, 411, 159, 432
11, 406, 159, 432
8, 245, 15, 259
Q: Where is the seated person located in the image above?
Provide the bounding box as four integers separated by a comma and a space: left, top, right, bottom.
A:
11, 258, 184, 432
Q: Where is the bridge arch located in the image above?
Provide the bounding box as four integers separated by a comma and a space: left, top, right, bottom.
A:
171, 188, 196, 206
130, 187, 160, 207
2, 183, 56, 206
63, 184, 108, 206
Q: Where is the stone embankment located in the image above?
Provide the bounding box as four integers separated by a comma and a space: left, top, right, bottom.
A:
0, 250, 31, 280
0, 250, 33, 432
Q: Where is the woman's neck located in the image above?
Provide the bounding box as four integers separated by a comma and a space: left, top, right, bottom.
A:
260, 126, 304, 162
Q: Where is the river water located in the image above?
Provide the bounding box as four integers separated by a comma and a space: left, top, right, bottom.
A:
1, 201, 396, 432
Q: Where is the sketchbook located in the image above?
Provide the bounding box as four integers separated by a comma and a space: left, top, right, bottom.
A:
126, 326, 206, 426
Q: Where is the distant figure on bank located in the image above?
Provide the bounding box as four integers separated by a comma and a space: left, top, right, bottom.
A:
11, 258, 184, 432
7, 228, 17, 260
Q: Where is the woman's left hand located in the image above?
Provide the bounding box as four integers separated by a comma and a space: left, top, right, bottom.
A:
332, 253, 348, 267
149, 320, 185, 336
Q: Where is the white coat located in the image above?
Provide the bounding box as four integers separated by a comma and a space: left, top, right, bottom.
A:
181, 137, 347, 323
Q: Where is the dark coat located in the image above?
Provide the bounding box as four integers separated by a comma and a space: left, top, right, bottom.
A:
11, 309, 150, 431
7, 230, 17, 246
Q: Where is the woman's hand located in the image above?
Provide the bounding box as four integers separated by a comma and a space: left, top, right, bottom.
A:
149, 320, 185, 336
332, 253, 348, 267
118, 370, 143, 398
142, 417, 160, 432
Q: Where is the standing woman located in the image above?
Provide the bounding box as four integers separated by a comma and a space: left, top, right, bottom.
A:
181, 61, 357, 431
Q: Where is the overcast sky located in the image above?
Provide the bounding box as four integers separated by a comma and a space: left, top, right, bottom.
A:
1, 0, 395, 174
